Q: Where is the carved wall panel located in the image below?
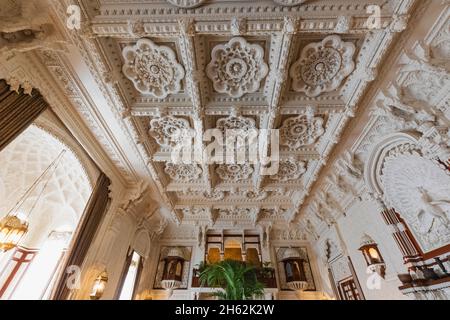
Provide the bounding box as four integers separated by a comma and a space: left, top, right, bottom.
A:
153, 246, 192, 289
381, 147, 450, 252
275, 247, 316, 291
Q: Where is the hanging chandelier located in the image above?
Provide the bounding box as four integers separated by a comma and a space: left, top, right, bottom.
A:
0, 149, 66, 252
0, 215, 28, 251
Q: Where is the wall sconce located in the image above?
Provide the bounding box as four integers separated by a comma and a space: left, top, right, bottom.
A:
90, 271, 108, 300
281, 248, 309, 293
358, 234, 386, 279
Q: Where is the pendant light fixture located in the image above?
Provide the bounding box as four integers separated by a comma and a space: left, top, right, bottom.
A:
0, 149, 66, 252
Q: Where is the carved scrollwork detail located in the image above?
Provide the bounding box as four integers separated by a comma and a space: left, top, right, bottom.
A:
204, 190, 225, 201
270, 159, 306, 182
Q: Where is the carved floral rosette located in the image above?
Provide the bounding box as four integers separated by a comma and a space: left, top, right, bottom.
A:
290, 35, 356, 97
216, 115, 257, 150
149, 116, 192, 148
216, 163, 254, 182
270, 159, 307, 182
122, 38, 185, 98
165, 163, 203, 182
280, 115, 325, 149
206, 37, 269, 98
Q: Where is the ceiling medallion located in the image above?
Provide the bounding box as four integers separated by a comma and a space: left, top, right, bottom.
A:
270, 159, 307, 182
166, 0, 205, 8
280, 115, 325, 149
216, 115, 257, 149
273, 0, 308, 6
216, 115, 256, 133
122, 38, 185, 98
206, 37, 269, 98
290, 35, 356, 97
149, 116, 192, 148
165, 163, 202, 182
216, 164, 254, 182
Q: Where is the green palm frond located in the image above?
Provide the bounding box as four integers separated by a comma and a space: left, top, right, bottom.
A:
199, 259, 266, 300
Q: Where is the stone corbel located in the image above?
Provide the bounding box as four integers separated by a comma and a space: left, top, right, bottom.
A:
160, 206, 182, 226
259, 223, 272, 249
197, 224, 208, 248
208, 209, 218, 226
6, 76, 34, 95
337, 151, 364, 185
119, 180, 149, 213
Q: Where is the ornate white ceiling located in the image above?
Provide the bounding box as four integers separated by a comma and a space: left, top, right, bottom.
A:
0, 0, 423, 232
63, 0, 417, 229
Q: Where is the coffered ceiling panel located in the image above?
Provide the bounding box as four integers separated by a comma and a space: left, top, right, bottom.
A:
72, 0, 417, 228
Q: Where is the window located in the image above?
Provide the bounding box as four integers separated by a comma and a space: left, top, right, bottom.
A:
339, 278, 361, 300
0, 231, 70, 300
10, 236, 66, 300
118, 251, 143, 300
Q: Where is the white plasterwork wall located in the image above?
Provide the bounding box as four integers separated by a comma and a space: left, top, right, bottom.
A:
337, 200, 409, 300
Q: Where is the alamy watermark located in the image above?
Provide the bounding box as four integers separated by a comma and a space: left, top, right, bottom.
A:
366, 266, 383, 290
366, 5, 382, 30
65, 265, 82, 290
66, 5, 81, 30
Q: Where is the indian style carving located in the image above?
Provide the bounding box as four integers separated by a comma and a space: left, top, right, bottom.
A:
273, 0, 308, 6
216, 164, 254, 182
216, 115, 256, 134
165, 163, 203, 182
149, 116, 192, 148
206, 37, 269, 98
166, 0, 205, 8
381, 145, 450, 252
290, 35, 356, 97
280, 115, 325, 149
122, 39, 185, 98
270, 159, 307, 182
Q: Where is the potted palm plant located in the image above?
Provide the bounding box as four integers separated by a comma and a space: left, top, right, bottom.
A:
199, 259, 265, 300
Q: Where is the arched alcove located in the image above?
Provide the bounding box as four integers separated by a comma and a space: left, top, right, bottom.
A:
132, 228, 151, 258
364, 132, 450, 253
363, 132, 421, 197
0, 124, 95, 299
